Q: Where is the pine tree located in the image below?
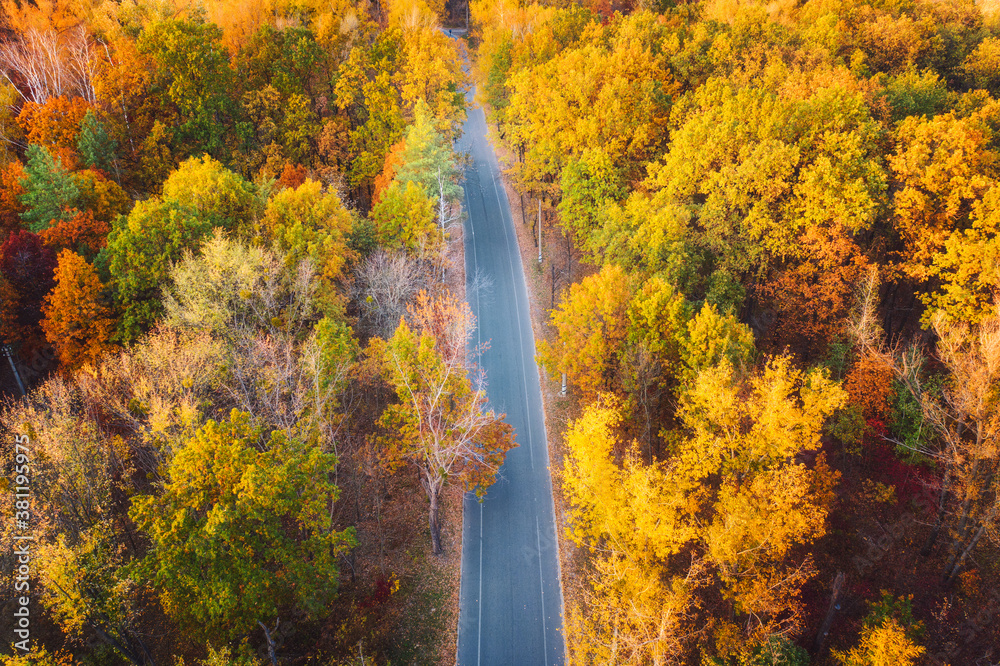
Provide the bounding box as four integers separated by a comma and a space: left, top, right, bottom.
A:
76, 110, 118, 173
19, 144, 80, 232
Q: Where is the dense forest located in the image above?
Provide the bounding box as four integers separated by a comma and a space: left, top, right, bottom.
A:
3, 0, 1000, 662
0, 0, 515, 663
470, 0, 1000, 662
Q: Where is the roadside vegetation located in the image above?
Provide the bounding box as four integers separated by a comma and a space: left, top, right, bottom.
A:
472, 0, 1000, 662
0, 0, 497, 663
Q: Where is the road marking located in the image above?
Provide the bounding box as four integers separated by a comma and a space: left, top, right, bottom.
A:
481, 111, 553, 664
459, 101, 565, 665
464, 166, 482, 350
464, 158, 485, 666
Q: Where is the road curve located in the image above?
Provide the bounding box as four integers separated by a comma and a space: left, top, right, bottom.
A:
455, 88, 566, 666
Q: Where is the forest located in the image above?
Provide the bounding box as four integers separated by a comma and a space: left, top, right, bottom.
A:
2, 0, 1000, 662
471, 0, 1000, 662
0, 0, 512, 663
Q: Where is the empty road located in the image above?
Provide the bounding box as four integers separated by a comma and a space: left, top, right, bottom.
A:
455, 88, 566, 666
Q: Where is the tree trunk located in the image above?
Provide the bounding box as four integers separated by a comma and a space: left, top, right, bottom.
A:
429, 486, 443, 555
258, 619, 279, 666
944, 500, 1000, 584
944, 523, 987, 585
813, 571, 845, 655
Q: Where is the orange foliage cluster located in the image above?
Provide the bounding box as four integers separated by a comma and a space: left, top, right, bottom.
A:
374, 139, 406, 203
38, 210, 110, 257
763, 228, 870, 358
0, 161, 26, 233
845, 354, 896, 422
277, 162, 309, 189
16, 95, 90, 170
41, 249, 114, 370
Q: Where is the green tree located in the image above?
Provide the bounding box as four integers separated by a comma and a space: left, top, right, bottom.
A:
394, 99, 462, 203
19, 144, 80, 232
483, 33, 512, 127
106, 198, 215, 341
558, 147, 622, 257
139, 16, 236, 159
334, 32, 406, 195
77, 110, 119, 173
130, 410, 355, 641
233, 24, 325, 101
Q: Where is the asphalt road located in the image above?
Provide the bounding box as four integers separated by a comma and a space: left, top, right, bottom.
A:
455, 90, 566, 665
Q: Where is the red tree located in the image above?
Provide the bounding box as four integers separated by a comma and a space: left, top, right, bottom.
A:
0, 230, 57, 352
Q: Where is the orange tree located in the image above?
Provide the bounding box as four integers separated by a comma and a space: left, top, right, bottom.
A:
41, 250, 115, 370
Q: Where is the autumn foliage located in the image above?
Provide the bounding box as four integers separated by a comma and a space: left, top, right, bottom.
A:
0, 0, 480, 662
477, 0, 1000, 660
37, 210, 109, 257
1, 0, 999, 661
40, 250, 114, 370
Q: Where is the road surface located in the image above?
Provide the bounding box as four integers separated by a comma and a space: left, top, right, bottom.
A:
456, 88, 566, 665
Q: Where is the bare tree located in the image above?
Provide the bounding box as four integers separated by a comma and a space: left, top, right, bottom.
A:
353, 250, 425, 338
0, 25, 96, 105
852, 268, 1000, 584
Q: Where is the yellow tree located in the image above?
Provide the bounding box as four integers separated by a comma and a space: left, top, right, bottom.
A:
562, 398, 699, 664
396, 16, 466, 131
562, 359, 845, 660
889, 106, 999, 279
41, 249, 115, 369
923, 183, 1000, 326
538, 263, 632, 400
833, 593, 925, 666
371, 291, 515, 554
835, 619, 925, 666
161, 155, 260, 230
371, 180, 440, 256
506, 12, 677, 192
263, 179, 357, 310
